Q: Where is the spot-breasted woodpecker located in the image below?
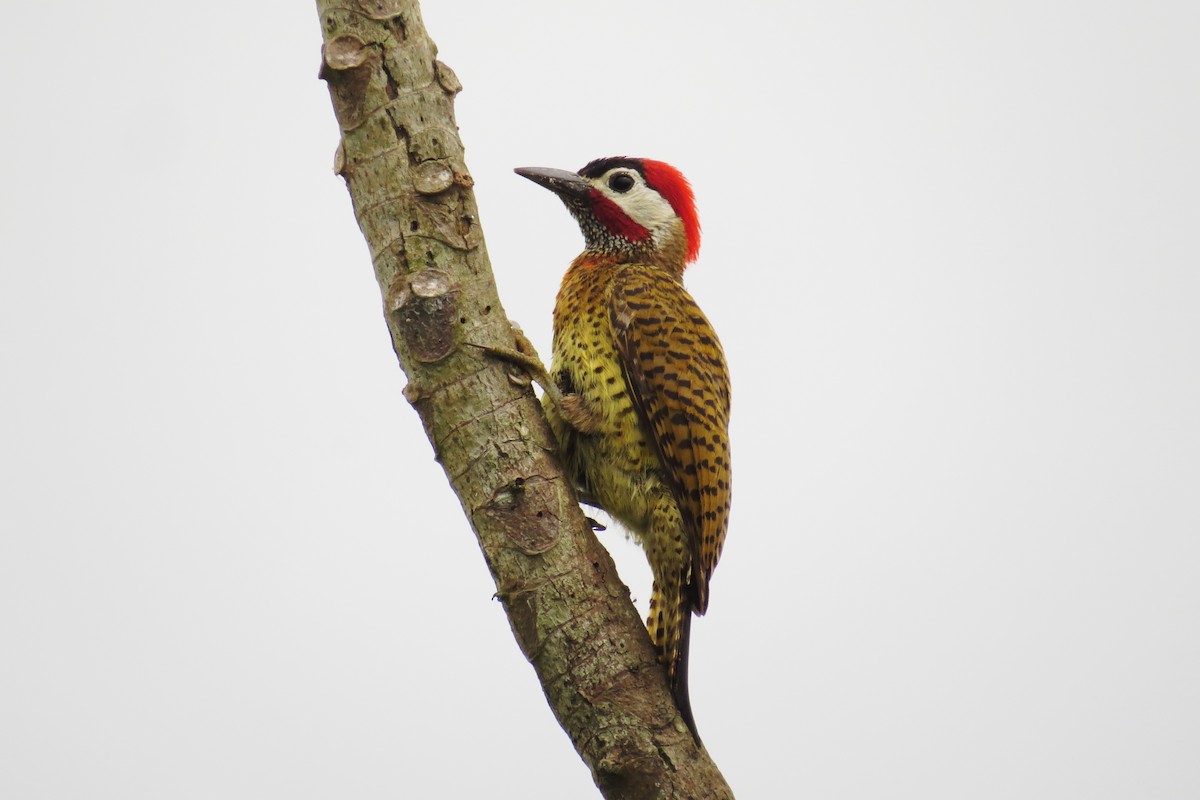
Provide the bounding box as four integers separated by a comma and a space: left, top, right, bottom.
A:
515, 157, 731, 743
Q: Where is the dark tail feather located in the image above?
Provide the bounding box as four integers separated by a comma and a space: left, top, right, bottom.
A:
671, 610, 702, 746
649, 579, 703, 745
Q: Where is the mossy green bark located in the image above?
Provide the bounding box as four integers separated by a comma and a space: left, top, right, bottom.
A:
316, 2, 733, 796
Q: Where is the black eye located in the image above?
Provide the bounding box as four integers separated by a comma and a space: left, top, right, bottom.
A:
608, 172, 636, 193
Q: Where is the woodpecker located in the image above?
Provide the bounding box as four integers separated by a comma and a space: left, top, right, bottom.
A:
515, 157, 731, 743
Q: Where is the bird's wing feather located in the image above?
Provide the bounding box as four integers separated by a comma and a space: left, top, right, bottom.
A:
608, 266, 731, 612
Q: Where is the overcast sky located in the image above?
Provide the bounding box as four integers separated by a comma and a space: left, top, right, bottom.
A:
2, 2, 1198, 798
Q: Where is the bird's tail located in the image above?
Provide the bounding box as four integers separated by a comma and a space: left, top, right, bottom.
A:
648, 578, 700, 744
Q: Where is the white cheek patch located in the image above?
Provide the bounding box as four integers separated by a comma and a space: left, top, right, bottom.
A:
596, 178, 678, 244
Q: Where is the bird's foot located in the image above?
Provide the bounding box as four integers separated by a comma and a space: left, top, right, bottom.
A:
556, 393, 604, 435
472, 322, 556, 391
473, 323, 603, 435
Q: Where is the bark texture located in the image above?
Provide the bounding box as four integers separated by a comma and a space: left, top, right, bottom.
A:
315, 2, 733, 797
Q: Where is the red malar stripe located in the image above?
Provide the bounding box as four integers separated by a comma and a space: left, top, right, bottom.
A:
589, 190, 651, 243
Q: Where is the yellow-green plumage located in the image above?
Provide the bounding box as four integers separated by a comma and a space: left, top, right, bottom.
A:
545, 253, 732, 740
513, 156, 730, 743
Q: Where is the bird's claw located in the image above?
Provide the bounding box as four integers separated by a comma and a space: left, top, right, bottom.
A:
470, 322, 558, 396
472, 322, 603, 435
558, 393, 603, 435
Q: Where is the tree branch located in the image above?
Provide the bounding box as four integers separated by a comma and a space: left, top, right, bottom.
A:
315, 2, 733, 796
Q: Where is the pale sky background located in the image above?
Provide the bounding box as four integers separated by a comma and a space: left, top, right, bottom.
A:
2, 2, 1198, 798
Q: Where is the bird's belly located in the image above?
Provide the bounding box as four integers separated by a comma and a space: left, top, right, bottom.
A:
575, 430, 663, 538
550, 345, 665, 541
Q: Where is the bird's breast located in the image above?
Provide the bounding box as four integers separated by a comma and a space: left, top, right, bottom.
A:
547, 260, 663, 533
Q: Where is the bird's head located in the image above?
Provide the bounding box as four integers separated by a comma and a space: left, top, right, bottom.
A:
515, 157, 701, 272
